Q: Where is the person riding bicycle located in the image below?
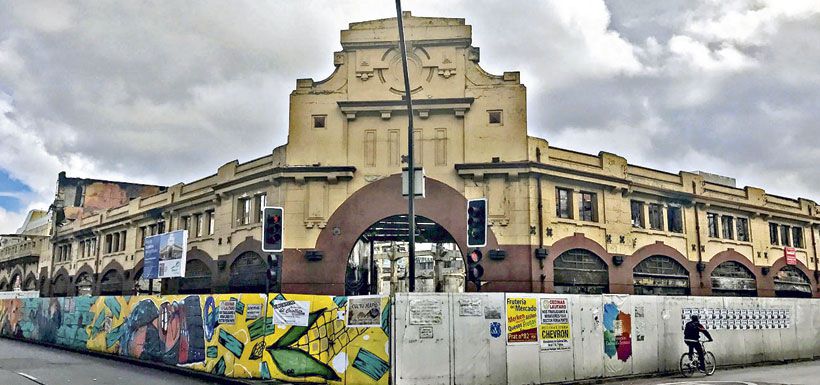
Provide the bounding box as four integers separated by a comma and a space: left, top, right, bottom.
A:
684, 314, 713, 370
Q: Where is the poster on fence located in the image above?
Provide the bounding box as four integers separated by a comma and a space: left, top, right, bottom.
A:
539, 298, 571, 351
272, 300, 310, 326
347, 296, 382, 327
506, 297, 537, 344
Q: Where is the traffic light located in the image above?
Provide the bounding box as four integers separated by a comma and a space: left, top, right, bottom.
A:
467, 198, 487, 247
266, 254, 281, 291
262, 207, 284, 252
467, 248, 484, 291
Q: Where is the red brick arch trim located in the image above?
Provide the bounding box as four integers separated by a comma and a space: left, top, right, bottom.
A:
305, 174, 499, 295
704, 249, 760, 295
544, 233, 616, 293
626, 241, 702, 295
73, 264, 95, 284
768, 257, 817, 298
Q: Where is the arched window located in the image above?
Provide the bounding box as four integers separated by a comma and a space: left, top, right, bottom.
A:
99, 270, 123, 295
554, 249, 609, 294
75, 272, 94, 296
633, 255, 690, 295
24, 276, 37, 291
180, 259, 213, 294
774, 265, 812, 298
711, 261, 756, 296
52, 274, 69, 297
229, 252, 267, 293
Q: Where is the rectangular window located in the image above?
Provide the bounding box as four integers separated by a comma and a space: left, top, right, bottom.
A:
736, 217, 749, 242
106, 234, 113, 254
707, 213, 719, 238
488, 110, 502, 124
630, 201, 644, 228
780, 225, 791, 247
579, 192, 597, 222
182, 216, 190, 234
195, 214, 204, 237
648, 204, 663, 230
207, 211, 215, 235
158, 221, 165, 234
769, 223, 779, 245
721, 215, 734, 240
792, 227, 803, 248
556, 188, 572, 219
255, 194, 267, 223
112, 232, 120, 253
120, 231, 127, 251
668, 206, 683, 233
139, 227, 146, 248
90, 238, 96, 256
312, 115, 326, 129
237, 197, 252, 226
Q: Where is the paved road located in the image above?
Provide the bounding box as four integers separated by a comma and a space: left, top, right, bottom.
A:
0, 338, 219, 385
607, 359, 820, 385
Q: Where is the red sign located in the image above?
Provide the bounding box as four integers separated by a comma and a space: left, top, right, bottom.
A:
784, 247, 797, 265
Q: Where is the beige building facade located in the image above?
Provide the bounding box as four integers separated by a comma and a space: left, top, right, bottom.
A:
43, 13, 818, 298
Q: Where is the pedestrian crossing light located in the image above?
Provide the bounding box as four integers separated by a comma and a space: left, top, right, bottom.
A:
467, 198, 487, 247
266, 253, 281, 290
262, 207, 284, 253
467, 248, 484, 291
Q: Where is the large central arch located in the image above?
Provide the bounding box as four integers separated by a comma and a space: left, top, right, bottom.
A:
287, 174, 500, 295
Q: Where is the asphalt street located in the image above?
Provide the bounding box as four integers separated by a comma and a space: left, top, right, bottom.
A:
0, 338, 219, 385
607, 359, 820, 385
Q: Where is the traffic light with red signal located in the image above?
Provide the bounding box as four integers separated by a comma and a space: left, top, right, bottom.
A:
262, 207, 284, 252
467, 248, 484, 291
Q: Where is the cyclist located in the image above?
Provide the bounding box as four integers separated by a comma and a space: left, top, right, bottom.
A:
684, 314, 713, 371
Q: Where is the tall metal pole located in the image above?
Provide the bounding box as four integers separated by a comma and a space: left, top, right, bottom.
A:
395, 0, 416, 292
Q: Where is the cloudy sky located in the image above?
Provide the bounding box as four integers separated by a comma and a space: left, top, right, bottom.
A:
1, 0, 818, 232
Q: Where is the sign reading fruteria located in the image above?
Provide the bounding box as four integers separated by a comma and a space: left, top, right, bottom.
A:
506, 297, 538, 344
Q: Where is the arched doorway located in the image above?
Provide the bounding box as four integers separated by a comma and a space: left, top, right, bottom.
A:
773, 265, 812, 298
633, 255, 690, 295
24, 275, 37, 291
346, 215, 465, 295
99, 270, 124, 295
710, 261, 757, 296
74, 272, 94, 296
180, 259, 213, 294
133, 268, 161, 295
229, 252, 267, 293
553, 249, 609, 294
52, 274, 69, 297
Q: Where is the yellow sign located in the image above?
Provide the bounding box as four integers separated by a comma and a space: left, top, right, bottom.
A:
506, 297, 538, 343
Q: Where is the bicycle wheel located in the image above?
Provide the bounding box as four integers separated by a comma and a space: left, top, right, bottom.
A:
679, 353, 695, 377
703, 352, 716, 375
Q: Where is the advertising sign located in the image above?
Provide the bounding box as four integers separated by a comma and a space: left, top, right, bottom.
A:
784, 247, 797, 265
273, 300, 310, 326
539, 298, 571, 351
218, 300, 237, 325
144, 230, 188, 279
506, 297, 537, 344
347, 296, 382, 328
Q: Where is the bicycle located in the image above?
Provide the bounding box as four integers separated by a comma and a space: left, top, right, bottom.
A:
679, 340, 716, 377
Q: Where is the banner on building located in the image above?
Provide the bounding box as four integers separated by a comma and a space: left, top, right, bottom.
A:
539, 298, 571, 351
273, 300, 310, 326
144, 230, 188, 279
347, 296, 382, 328
506, 297, 537, 344
784, 247, 797, 265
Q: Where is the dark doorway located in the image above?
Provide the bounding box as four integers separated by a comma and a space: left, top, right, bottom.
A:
774, 265, 812, 298
99, 270, 124, 295
180, 260, 213, 294
554, 249, 609, 294
229, 252, 267, 293
633, 255, 690, 295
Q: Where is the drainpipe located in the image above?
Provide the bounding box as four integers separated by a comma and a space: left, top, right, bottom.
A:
811, 224, 818, 284
692, 182, 704, 285
536, 148, 546, 292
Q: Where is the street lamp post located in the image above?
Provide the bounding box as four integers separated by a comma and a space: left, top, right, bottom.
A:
394, 0, 416, 292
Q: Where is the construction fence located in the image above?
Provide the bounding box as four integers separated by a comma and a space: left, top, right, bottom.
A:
1, 292, 818, 384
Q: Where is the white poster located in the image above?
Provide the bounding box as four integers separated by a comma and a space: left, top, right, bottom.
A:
273, 300, 310, 326
458, 297, 483, 317
246, 304, 262, 320
409, 298, 444, 325
157, 230, 188, 278
540, 298, 571, 351
218, 300, 236, 325
347, 296, 382, 327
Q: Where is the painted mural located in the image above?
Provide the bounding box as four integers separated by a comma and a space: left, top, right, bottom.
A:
0, 293, 391, 384
603, 301, 632, 362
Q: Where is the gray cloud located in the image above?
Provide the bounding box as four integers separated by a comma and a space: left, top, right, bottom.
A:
0, 0, 818, 232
